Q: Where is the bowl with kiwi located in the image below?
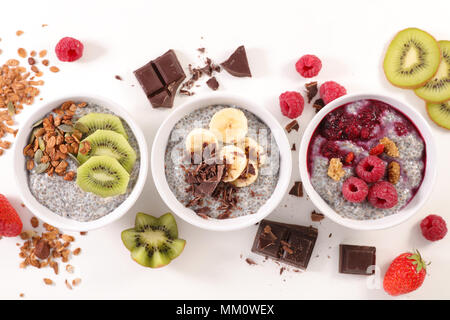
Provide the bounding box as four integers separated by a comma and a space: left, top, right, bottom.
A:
13, 95, 148, 231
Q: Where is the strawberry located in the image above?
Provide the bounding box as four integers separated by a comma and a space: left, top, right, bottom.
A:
0, 194, 23, 237
369, 144, 385, 156
383, 250, 428, 296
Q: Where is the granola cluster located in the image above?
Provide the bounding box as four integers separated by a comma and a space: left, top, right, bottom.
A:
380, 137, 399, 158
327, 158, 345, 181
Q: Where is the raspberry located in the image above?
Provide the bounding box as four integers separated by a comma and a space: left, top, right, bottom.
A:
369, 144, 385, 156
55, 37, 84, 62
279, 91, 304, 119
342, 177, 368, 203
368, 181, 398, 209
420, 215, 447, 241
295, 55, 322, 78
320, 81, 347, 105
356, 155, 386, 183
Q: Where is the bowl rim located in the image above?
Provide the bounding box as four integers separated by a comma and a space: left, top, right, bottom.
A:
299, 92, 437, 230
13, 94, 149, 231
151, 92, 292, 231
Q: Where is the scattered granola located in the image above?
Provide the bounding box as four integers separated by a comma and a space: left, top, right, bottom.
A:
388, 161, 400, 184
49, 66, 59, 73
16, 30, 24, 36
380, 137, 399, 157
327, 158, 345, 181
72, 278, 81, 286
43, 278, 53, 285
65, 279, 72, 290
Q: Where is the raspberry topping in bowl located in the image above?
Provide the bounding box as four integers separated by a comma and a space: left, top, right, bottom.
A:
342, 177, 369, 203
367, 181, 398, 209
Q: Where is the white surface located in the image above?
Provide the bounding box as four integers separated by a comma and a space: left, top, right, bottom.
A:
151, 93, 292, 231
299, 93, 437, 230
0, 0, 449, 300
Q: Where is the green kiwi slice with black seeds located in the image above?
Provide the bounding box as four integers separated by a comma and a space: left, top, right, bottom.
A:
77, 130, 136, 173
383, 28, 441, 89
76, 113, 128, 139
415, 41, 450, 102
76, 155, 130, 197
121, 212, 186, 268
427, 100, 450, 130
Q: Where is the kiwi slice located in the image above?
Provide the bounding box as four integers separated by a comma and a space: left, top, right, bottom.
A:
427, 100, 450, 129
383, 28, 441, 88
77, 130, 136, 173
415, 41, 450, 102
121, 212, 186, 268
76, 113, 128, 139
76, 155, 130, 197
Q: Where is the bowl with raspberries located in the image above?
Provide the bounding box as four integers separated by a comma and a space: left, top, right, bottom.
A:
299, 93, 437, 230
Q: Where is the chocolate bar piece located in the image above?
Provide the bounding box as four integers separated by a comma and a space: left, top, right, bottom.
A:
134, 50, 186, 108
339, 244, 376, 275
221, 45, 252, 77
289, 181, 303, 197
285, 120, 299, 133
251, 220, 318, 270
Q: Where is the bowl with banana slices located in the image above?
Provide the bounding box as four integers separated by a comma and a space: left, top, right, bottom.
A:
152, 93, 292, 231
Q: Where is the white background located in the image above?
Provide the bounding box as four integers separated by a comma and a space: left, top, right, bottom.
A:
0, 0, 449, 300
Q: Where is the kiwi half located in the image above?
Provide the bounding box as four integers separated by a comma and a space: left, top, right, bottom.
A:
121, 212, 186, 268
415, 41, 450, 102
427, 100, 450, 130
77, 130, 136, 173
76, 155, 130, 197
383, 28, 441, 88
76, 113, 128, 139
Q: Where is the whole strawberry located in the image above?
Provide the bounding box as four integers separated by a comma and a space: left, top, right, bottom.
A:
0, 194, 23, 237
383, 250, 428, 296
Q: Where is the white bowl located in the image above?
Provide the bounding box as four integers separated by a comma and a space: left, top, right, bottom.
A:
151, 93, 292, 231
13, 95, 148, 231
299, 93, 436, 230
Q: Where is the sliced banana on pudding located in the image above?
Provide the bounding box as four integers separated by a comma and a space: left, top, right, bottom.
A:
185, 128, 219, 153
243, 137, 267, 167
209, 108, 248, 144
219, 145, 248, 182
231, 161, 259, 188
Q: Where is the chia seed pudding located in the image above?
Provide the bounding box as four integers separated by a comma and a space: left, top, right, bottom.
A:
165, 105, 280, 219
27, 103, 140, 222
307, 99, 426, 220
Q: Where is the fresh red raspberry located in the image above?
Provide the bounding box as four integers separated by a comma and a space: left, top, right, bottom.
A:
342, 177, 368, 203
356, 155, 386, 183
295, 55, 322, 78
420, 214, 447, 241
320, 81, 347, 104
55, 37, 84, 62
0, 194, 23, 237
368, 181, 398, 209
344, 152, 355, 164
279, 91, 304, 119
369, 144, 385, 156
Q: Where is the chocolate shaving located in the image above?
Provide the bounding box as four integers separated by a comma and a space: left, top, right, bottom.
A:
245, 258, 257, 265
206, 77, 219, 91
291, 143, 296, 151
180, 56, 221, 95
313, 98, 325, 113
305, 82, 318, 103
289, 181, 303, 197
285, 120, 299, 133
311, 211, 325, 222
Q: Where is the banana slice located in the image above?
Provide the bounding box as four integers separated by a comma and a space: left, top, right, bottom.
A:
209, 108, 248, 144
230, 161, 259, 187
185, 128, 219, 153
243, 137, 267, 167
219, 145, 248, 182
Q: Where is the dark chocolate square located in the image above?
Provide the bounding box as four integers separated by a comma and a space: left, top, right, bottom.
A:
153, 50, 186, 85
252, 220, 288, 259
281, 226, 318, 269
339, 244, 376, 275
133, 62, 164, 96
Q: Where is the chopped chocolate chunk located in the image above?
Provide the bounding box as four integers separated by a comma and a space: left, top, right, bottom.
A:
291, 143, 296, 151
134, 49, 186, 108
285, 120, 299, 133
252, 220, 318, 270
206, 77, 219, 91
280, 267, 285, 275
289, 181, 303, 197
195, 207, 211, 215
115, 75, 123, 81
305, 81, 318, 103
339, 244, 376, 275
311, 211, 325, 222
221, 45, 252, 77
313, 98, 325, 113
245, 258, 257, 265
197, 47, 205, 53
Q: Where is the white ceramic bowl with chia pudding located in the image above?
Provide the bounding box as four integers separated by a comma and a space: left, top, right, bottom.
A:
152, 93, 292, 231
13, 95, 148, 231
299, 93, 436, 230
